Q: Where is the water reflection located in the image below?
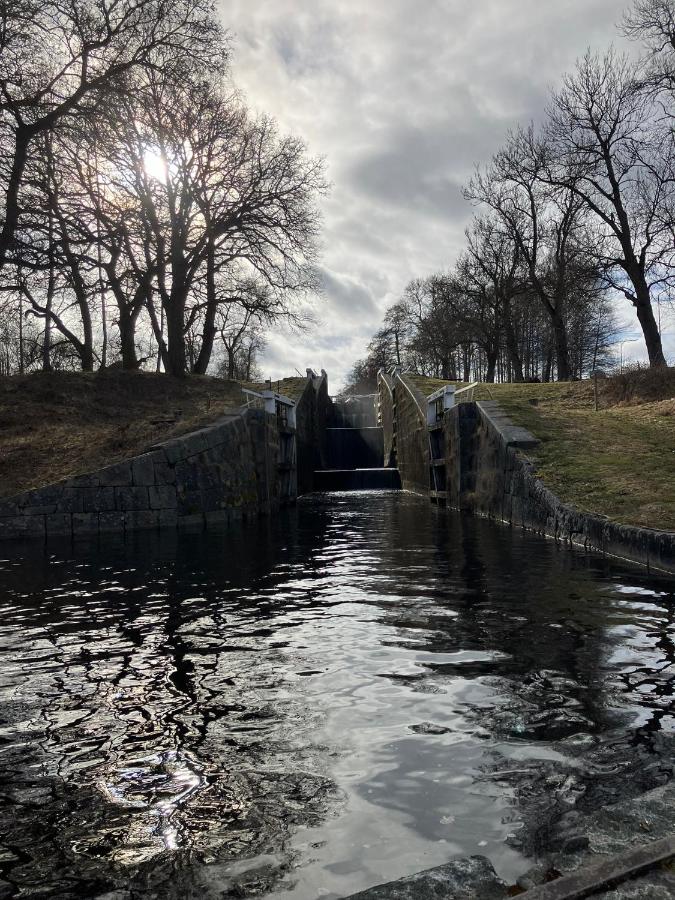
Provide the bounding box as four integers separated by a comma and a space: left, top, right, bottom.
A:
0, 492, 673, 898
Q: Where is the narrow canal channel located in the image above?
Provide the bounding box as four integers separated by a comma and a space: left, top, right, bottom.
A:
0, 491, 674, 899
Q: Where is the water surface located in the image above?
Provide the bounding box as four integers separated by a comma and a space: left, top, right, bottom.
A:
0, 492, 673, 898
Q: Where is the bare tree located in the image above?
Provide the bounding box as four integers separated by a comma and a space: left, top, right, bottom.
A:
0, 0, 224, 275
546, 49, 674, 367
215, 300, 266, 382
466, 125, 599, 380
623, 0, 675, 97
461, 216, 525, 381
117, 71, 325, 376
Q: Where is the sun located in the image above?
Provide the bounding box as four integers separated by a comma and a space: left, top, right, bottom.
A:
143, 149, 167, 182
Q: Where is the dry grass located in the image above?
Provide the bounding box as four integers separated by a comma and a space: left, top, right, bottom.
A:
403, 369, 675, 530
5, 366, 673, 531
0, 371, 254, 498
472, 371, 675, 531
244, 376, 310, 403
406, 374, 463, 396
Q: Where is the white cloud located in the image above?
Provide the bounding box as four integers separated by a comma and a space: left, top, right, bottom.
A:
220, 0, 636, 389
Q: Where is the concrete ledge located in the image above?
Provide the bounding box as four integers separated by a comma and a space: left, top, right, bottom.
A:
477, 400, 541, 450
522, 836, 675, 899
342, 855, 507, 899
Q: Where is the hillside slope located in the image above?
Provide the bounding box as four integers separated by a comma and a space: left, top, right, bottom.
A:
0, 371, 303, 498
409, 370, 675, 531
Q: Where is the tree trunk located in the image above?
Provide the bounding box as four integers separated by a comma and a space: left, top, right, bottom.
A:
192, 315, 217, 375
462, 345, 471, 382
118, 305, 141, 369
502, 299, 524, 382
192, 242, 217, 375
552, 309, 571, 381
18, 292, 24, 375
165, 294, 187, 376
542, 341, 553, 383
43, 297, 52, 371
485, 346, 497, 383
75, 288, 94, 371
0, 127, 30, 274
146, 297, 168, 372
43, 215, 55, 372
633, 280, 667, 367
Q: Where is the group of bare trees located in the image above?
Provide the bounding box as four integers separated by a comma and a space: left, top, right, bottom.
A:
0, 0, 325, 378
351, 0, 675, 388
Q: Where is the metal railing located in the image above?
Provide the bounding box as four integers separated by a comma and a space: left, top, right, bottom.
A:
453, 382, 483, 403
241, 388, 297, 428
426, 384, 456, 425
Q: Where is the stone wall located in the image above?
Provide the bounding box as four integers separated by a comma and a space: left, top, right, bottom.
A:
377, 372, 396, 467
0, 407, 293, 543
382, 372, 428, 493
378, 372, 675, 574
443, 400, 675, 574
295, 369, 333, 494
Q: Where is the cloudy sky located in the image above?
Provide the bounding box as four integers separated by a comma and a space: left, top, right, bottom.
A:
220, 0, 674, 389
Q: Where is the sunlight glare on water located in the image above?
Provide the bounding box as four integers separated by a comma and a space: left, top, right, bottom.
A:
0, 491, 673, 898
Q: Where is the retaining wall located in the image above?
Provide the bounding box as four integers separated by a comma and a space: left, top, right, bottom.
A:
0, 407, 291, 543
295, 370, 333, 493
377, 372, 396, 468
378, 372, 675, 574
461, 401, 675, 574
378, 371, 428, 492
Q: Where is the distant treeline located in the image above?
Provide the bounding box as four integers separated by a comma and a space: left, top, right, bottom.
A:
350, 0, 675, 389
0, 0, 326, 378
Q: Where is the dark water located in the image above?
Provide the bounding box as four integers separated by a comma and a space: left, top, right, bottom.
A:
0, 492, 674, 899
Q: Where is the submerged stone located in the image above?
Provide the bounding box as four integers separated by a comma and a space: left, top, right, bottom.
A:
409, 722, 452, 735
342, 855, 508, 899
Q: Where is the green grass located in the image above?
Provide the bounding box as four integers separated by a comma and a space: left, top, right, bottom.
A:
405, 373, 675, 530
472, 380, 675, 531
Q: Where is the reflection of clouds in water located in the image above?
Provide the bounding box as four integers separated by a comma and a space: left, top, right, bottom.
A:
0, 494, 673, 898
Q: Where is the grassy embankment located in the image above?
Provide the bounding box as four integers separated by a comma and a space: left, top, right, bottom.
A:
413, 370, 675, 531
3, 368, 674, 531
0, 371, 307, 499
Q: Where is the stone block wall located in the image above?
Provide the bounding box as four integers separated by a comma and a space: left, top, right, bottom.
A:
442, 400, 675, 575
385, 373, 429, 493
378, 371, 675, 573
0, 407, 294, 543
295, 370, 333, 494
377, 372, 396, 467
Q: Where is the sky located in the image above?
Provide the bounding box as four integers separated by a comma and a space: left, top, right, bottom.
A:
220, 0, 675, 390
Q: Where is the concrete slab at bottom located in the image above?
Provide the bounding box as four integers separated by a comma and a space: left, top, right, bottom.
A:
594, 865, 675, 898
341, 855, 507, 899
